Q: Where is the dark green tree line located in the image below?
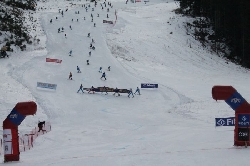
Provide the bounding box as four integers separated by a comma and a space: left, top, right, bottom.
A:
179, 0, 250, 67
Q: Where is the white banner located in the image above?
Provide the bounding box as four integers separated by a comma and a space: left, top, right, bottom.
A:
3, 129, 13, 155
3, 129, 12, 142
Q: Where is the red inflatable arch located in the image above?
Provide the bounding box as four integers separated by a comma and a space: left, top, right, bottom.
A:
212, 86, 250, 146
3, 101, 37, 162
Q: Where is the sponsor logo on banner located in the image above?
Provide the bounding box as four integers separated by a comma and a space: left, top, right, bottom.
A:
46, 58, 62, 63
225, 92, 245, 111
7, 109, 25, 125
103, 20, 113, 24
215, 117, 235, 126
37, 82, 57, 90
141, 83, 158, 88
238, 114, 250, 127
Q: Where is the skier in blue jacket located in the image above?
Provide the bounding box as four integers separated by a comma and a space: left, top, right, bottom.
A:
100, 72, 106, 80
77, 66, 81, 73
77, 84, 84, 93
128, 88, 134, 98
134, 87, 140, 95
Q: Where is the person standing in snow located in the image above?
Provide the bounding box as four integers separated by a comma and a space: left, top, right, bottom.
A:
89, 51, 91, 56
87, 60, 89, 65
134, 87, 140, 95
108, 66, 110, 71
77, 66, 81, 73
69, 72, 73, 80
100, 72, 106, 80
69, 50, 72, 56
88, 86, 95, 94
113, 87, 120, 96
77, 84, 84, 93
102, 86, 108, 95
99, 67, 102, 73
128, 88, 134, 98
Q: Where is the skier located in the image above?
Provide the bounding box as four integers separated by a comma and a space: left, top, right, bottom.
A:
94, 23, 96, 27
99, 67, 102, 73
90, 43, 92, 48
84, 17, 86, 20
88, 33, 90, 37
100, 72, 106, 80
92, 46, 95, 50
134, 87, 140, 95
38, 121, 46, 133
88, 86, 95, 94
69, 72, 73, 80
102, 86, 108, 95
87, 60, 89, 65
113, 87, 120, 96
92, 38, 95, 43
77, 66, 81, 73
69, 50, 72, 56
77, 84, 84, 93
128, 88, 134, 98
107, 14, 109, 18
50, 19, 52, 23
89, 51, 91, 56
58, 28, 60, 33
108, 66, 111, 71
69, 25, 72, 30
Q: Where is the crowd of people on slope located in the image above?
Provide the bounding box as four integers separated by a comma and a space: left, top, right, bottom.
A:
51, 0, 141, 98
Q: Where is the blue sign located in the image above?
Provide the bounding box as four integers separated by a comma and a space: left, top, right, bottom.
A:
215, 117, 235, 126
7, 109, 25, 126
225, 92, 245, 111
141, 83, 158, 88
238, 114, 250, 127
37, 82, 57, 90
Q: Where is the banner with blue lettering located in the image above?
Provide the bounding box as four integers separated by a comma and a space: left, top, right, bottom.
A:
37, 82, 57, 90
215, 117, 235, 126
141, 83, 158, 88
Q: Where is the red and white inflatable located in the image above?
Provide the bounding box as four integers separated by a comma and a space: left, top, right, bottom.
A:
3, 101, 37, 162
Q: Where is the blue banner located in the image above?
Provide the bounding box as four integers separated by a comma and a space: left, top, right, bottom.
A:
141, 83, 158, 88
37, 82, 57, 90
238, 114, 250, 127
7, 109, 26, 126
225, 92, 245, 111
215, 117, 235, 126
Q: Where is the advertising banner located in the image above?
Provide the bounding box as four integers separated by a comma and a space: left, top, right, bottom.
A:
46, 58, 62, 63
3, 129, 12, 155
215, 117, 235, 126
141, 83, 158, 88
103, 20, 113, 24
238, 114, 250, 127
37, 82, 57, 90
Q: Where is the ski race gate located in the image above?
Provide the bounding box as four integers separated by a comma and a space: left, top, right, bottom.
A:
212, 86, 250, 147
2, 101, 51, 162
